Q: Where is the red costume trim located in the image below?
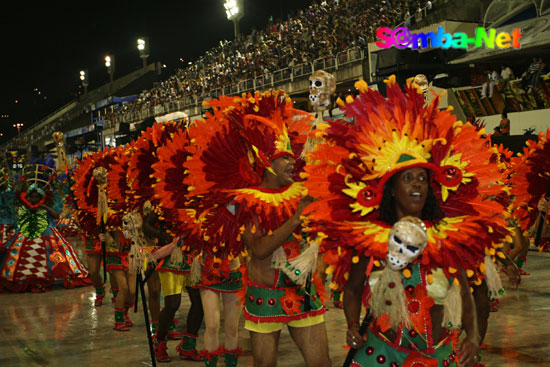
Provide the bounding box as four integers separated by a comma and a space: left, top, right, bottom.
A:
243, 307, 326, 324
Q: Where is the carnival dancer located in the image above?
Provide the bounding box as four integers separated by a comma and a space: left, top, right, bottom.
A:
183, 91, 330, 367
1, 165, 91, 292
153, 126, 230, 366
302, 77, 510, 367
103, 146, 137, 331
125, 121, 183, 343
72, 147, 136, 329
509, 129, 550, 252
71, 150, 114, 306
142, 209, 204, 362
127, 121, 203, 362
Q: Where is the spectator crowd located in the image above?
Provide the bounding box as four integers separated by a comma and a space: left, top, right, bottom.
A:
6, 0, 437, 151
110, 0, 434, 123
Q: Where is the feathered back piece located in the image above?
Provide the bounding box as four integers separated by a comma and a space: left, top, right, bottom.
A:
105, 146, 133, 230
180, 90, 312, 258
303, 76, 509, 289
151, 127, 203, 246
509, 129, 550, 231
71, 147, 118, 235
127, 121, 181, 211
185, 90, 312, 199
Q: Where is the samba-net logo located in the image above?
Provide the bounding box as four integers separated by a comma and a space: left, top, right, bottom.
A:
375, 26, 522, 50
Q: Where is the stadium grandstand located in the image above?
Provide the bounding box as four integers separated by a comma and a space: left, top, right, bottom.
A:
2, 0, 550, 163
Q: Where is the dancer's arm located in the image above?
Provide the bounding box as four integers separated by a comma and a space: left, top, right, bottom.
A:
152, 237, 179, 261
457, 269, 480, 367
344, 254, 368, 349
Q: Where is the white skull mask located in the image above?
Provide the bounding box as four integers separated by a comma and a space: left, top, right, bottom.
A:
309, 70, 336, 111
413, 74, 429, 104
122, 211, 143, 244
92, 166, 108, 185
386, 216, 428, 270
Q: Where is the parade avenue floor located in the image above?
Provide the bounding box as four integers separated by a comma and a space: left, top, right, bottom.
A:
1, 239, 549, 367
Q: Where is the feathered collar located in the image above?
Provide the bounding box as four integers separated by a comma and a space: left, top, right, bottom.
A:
232, 181, 305, 233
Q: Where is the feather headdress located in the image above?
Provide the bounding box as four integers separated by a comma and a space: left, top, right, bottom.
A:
303, 76, 509, 289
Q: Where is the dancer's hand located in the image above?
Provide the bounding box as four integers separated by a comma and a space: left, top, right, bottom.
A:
297, 195, 316, 214
458, 337, 480, 367
346, 322, 367, 349
506, 263, 521, 288
538, 196, 550, 213
293, 195, 316, 224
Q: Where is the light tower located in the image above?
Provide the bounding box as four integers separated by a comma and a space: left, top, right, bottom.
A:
79, 70, 89, 95
105, 55, 115, 83
224, 0, 244, 39
13, 123, 23, 136
137, 38, 150, 68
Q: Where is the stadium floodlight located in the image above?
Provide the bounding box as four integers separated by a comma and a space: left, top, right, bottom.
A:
137, 37, 150, 68
105, 55, 115, 84
224, 0, 239, 19
13, 122, 23, 136
79, 70, 88, 85
79, 70, 89, 94
223, 0, 244, 38
137, 39, 145, 51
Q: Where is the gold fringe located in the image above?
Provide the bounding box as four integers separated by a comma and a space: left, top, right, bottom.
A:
370, 268, 411, 330
271, 247, 288, 270
442, 282, 462, 330
280, 241, 320, 286
127, 244, 145, 275
168, 245, 184, 268
484, 255, 503, 299
190, 256, 202, 284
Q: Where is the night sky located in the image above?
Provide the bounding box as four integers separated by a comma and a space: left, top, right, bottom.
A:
1, 0, 312, 140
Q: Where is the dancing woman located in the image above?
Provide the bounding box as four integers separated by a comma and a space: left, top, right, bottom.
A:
303, 77, 509, 366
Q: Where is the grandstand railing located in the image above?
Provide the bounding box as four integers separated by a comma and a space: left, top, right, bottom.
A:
104, 46, 365, 128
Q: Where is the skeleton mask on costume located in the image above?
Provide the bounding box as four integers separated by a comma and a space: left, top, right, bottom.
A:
52, 131, 64, 147
387, 216, 428, 270
413, 74, 429, 97
122, 211, 143, 244
92, 167, 108, 185
309, 70, 336, 111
